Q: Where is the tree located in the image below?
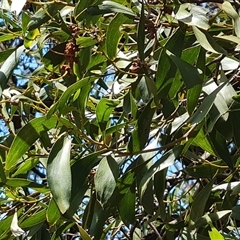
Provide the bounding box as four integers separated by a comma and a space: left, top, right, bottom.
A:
1, 0, 240, 239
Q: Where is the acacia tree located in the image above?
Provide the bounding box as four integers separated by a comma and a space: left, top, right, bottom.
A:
1, 0, 240, 239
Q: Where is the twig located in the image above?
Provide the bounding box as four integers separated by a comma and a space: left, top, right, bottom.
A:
149, 222, 163, 240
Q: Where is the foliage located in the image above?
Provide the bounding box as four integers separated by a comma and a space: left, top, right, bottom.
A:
1, 0, 240, 239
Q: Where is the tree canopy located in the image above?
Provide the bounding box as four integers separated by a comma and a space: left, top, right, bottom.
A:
1, 0, 240, 239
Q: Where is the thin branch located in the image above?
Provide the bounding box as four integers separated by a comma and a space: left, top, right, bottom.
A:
148, 222, 163, 240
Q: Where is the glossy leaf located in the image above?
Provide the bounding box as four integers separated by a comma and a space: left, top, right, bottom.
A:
193, 26, 227, 54
0, 45, 25, 96
86, 1, 136, 17
175, 4, 210, 30
189, 81, 228, 125
139, 146, 183, 200
222, 1, 240, 37
47, 134, 72, 214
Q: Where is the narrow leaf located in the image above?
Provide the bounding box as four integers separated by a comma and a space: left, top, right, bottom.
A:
189, 178, 215, 225
137, 3, 145, 61
87, 1, 136, 17
27, 4, 64, 31
0, 45, 25, 96
193, 26, 227, 54
6, 116, 59, 171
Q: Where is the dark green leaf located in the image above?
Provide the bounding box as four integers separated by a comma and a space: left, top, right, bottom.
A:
94, 156, 119, 205
27, 4, 64, 31
47, 134, 72, 214
128, 101, 156, 152
6, 116, 59, 171
189, 178, 215, 226
137, 4, 145, 61
118, 190, 135, 225
106, 13, 129, 60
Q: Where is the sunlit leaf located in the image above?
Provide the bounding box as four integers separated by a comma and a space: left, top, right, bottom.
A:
0, 45, 25, 96
222, 1, 240, 37
86, 1, 136, 17
193, 26, 227, 54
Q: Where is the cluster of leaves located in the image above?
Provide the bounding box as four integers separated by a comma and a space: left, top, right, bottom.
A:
2, 0, 240, 239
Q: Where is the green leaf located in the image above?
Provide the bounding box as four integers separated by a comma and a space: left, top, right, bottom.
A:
0, 45, 25, 96
187, 84, 202, 115
106, 13, 129, 60
47, 76, 97, 117
118, 190, 135, 225
89, 200, 110, 240
189, 178, 215, 226
47, 198, 61, 226
20, 209, 47, 228
139, 146, 183, 200
185, 160, 224, 178
6, 116, 59, 171
193, 26, 227, 54
156, 27, 185, 91
166, 50, 202, 89
24, 28, 40, 49
209, 129, 233, 169
0, 48, 15, 64
0, 33, 19, 42
27, 4, 65, 31
194, 211, 231, 229
86, 1, 136, 17
232, 206, 240, 220
94, 156, 119, 205
76, 37, 97, 48
128, 101, 156, 152
5, 178, 46, 191
137, 3, 145, 61
42, 42, 66, 70
77, 224, 92, 240
12, 157, 39, 177
208, 225, 224, 240
96, 98, 120, 132
67, 151, 103, 217
47, 134, 72, 214
188, 81, 228, 125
